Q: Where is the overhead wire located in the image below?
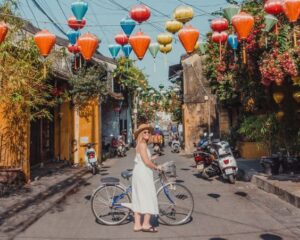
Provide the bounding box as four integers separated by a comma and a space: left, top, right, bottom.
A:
56, 0, 68, 20
25, 0, 40, 28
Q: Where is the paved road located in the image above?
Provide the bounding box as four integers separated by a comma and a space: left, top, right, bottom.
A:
13, 147, 300, 240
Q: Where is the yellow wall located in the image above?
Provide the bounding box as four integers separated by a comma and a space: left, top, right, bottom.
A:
238, 141, 269, 160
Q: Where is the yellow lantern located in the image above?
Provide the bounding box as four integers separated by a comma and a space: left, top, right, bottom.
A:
276, 111, 284, 121
173, 5, 194, 24
194, 41, 199, 51
159, 44, 172, 54
165, 20, 183, 34
292, 76, 300, 84
293, 91, 300, 103
157, 33, 173, 46
272, 92, 284, 104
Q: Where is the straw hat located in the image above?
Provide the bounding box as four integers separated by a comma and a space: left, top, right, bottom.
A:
134, 123, 153, 140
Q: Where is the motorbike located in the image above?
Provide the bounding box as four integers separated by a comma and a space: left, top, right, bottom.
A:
153, 143, 162, 155
109, 136, 118, 157
193, 133, 212, 172
117, 137, 127, 157
84, 143, 98, 175
170, 133, 181, 153
202, 139, 238, 184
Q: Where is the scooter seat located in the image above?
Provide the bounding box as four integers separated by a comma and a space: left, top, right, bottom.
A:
121, 170, 133, 180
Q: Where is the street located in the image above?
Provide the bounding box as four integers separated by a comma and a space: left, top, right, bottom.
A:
13, 147, 300, 240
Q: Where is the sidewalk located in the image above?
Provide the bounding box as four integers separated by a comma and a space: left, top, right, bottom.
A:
0, 162, 90, 240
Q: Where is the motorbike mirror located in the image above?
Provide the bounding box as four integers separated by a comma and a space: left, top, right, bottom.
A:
209, 133, 214, 137
204, 132, 207, 137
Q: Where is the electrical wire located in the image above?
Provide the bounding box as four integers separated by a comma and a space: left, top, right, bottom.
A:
56, 0, 67, 20
26, 0, 40, 28
177, 0, 215, 17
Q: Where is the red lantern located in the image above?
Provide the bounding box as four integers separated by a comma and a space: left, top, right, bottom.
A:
115, 33, 129, 46
232, 12, 254, 40
129, 31, 151, 60
34, 30, 56, 57
264, 0, 283, 15
68, 44, 80, 54
0, 22, 8, 44
77, 33, 99, 60
282, 0, 300, 22
212, 31, 228, 44
130, 5, 151, 23
210, 18, 228, 32
178, 25, 199, 54
68, 16, 86, 30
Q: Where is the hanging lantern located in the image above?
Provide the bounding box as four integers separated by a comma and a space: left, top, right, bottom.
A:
68, 44, 80, 54
228, 34, 238, 50
77, 33, 99, 60
120, 17, 136, 36
261, 79, 272, 87
34, 30, 56, 57
282, 0, 300, 23
71, 1, 88, 21
165, 20, 183, 34
194, 41, 200, 51
173, 5, 194, 24
272, 92, 284, 104
210, 18, 229, 32
157, 33, 173, 46
108, 44, 121, 59
0, 22, 8, 44
68, 16, 86, 30
178, 25, 199, 54
223, 4, 241, 22
159, 84, 164, 89
67, 30, 80, 45
115, 33, 129, 46
276, 111, 285, 121
293, 91, 300, 103
232, 12, 254, 64
264, 0, 283, 15
159, 44, 172, 54
122, 44, 132, 58
264, 14, 278, 32
292, 76, 300, 84
212, 31, 228, 44
130, 5, 151, 24
129, 31, 151, 60
148, 43, 160, 59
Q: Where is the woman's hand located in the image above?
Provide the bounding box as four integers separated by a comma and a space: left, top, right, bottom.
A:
151, 154, 159, 161
156, 165, 163, 171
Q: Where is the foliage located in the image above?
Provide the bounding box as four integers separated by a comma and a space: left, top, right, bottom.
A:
68, 65, 108, 108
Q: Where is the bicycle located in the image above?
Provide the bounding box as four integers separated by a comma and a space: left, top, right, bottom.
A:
91, 161, 194, 226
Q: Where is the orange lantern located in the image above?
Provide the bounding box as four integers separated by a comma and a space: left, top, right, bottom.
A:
0, 22, 8, 44
129, 31, 151, 60
282, 0, 300, 46
34, 30, 56, 57
232, 12, 254, 64
178, 25, 199, 54
272, 92, 284, 104
77, 33, 99, 60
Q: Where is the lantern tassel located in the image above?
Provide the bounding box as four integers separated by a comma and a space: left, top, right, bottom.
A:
293, 25, 297, 47
265, 35, 268, 49
164, 54, 167, 68
43, 63, 47, 79
242, 43, 247, 64
275, 23, 278, 35
234, 50, 237, 62
153, 59, 156, 73
74, 55, 77, 70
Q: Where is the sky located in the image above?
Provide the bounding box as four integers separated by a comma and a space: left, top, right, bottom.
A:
11, 0, 235, 89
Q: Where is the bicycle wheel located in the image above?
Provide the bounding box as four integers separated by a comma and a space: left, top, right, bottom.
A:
91, 185, 131, 225
157, 182, 194, 225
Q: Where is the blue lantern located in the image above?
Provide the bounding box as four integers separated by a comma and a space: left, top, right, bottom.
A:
71, 1, 88, 21
67, 30, 80, 45
109, 44, 121, 59
122, 44, 132, 58
228, 34, 238, 50
120, 17, 136, 37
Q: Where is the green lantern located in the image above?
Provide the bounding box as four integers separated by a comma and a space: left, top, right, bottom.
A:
223, 4, 240, 22
159, 84, 164, 89
148, 43, 160, 72
199, 41, 207, 55
264, 14, 278, 32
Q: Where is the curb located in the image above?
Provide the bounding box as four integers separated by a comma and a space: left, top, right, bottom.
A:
252, 174, 300, 209
2, 168, 90, 240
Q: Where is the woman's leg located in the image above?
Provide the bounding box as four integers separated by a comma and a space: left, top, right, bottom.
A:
142, 214, 152, 228
134, 212, 142, 230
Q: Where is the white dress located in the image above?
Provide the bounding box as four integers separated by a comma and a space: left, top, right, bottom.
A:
131, 148, 159, 215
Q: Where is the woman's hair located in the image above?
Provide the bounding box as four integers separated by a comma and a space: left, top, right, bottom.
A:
136, 130, 149, 145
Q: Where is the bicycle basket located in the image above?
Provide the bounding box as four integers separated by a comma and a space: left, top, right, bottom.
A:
161, 161, 176, 178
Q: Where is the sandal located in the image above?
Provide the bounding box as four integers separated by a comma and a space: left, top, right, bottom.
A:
133, 227, 142, 232
142, 226, 158, 233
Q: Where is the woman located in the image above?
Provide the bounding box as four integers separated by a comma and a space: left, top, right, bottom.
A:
132, 123, 161, 233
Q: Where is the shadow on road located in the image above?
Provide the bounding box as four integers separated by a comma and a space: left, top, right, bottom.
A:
260, 233, 283, 240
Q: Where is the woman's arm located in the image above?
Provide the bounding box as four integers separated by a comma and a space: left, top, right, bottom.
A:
139, 143, 159, 170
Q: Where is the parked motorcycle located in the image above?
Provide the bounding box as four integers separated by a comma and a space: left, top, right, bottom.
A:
193, 132, 213, 172
153, 143, 162, 156
170, 133, 181, 153
116, 135, 127, 157
84, 143, 98, 175
202, 139, 238, 184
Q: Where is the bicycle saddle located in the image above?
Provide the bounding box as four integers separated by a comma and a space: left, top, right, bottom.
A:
121, 170, 132, 180
101, 177, 120, 184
